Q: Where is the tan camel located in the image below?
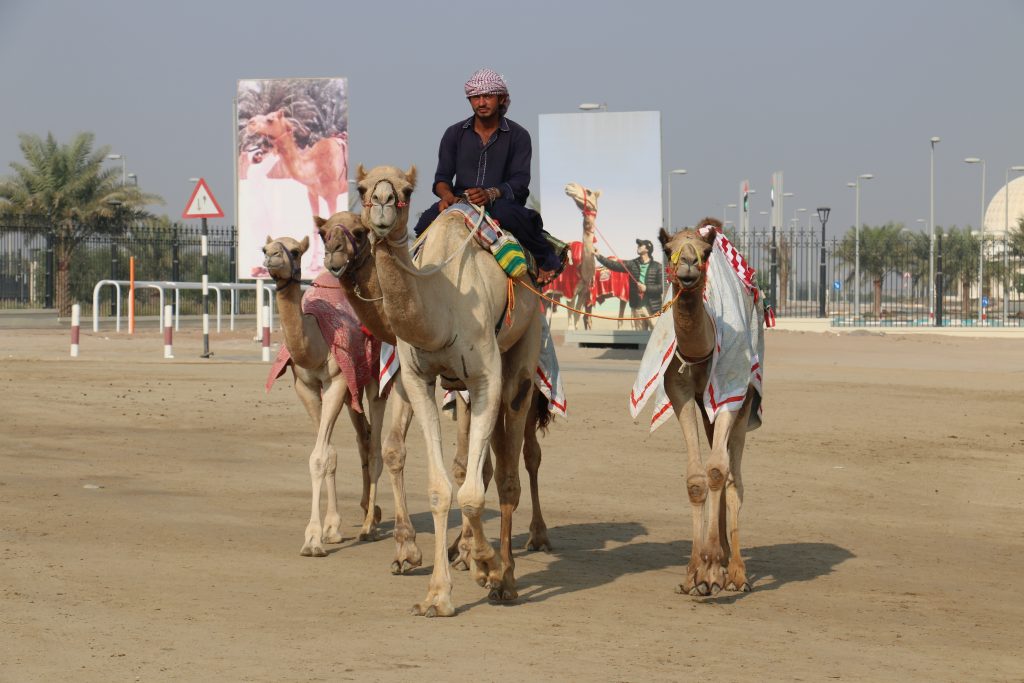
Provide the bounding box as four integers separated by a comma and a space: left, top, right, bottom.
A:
358, 164, 543, 617
564, 182, 600, 330
247, 109, 349, 263
262, 235, 386, 557
658, 218, 756, 596
316, 212, 553, 574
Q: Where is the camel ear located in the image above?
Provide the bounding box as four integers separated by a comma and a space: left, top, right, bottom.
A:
658, 228, 672, 251
265, 235, 273, 245
313, 215, 326, 228
594, 189, 602, 199
406, 165, 417, 189
356, 164, 367, 182
299, 236, 310, 254
314, 218, 329, 243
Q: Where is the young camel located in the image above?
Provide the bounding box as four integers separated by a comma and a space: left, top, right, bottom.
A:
658, 218, 760, 596
315, 212, 553, 573
262, 235, 385, 557
358, 164, 543, 617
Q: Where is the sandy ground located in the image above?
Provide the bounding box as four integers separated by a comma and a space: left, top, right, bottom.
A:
1, 323, 1023, 682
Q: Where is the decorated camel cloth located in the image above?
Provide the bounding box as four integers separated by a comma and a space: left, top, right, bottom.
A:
543, 241, 630, 306
413, 202, 528, 278
629, 233, 765, 432
265, 272, 383, 412
383, 315, 567, 418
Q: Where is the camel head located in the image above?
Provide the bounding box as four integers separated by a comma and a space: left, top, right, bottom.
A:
659, 217, 720, 291
356, 164, 417, 240
263, 234, 309, 284
314, 211, 369, 279
564, 182, 601, 220
246, 109, 290, 139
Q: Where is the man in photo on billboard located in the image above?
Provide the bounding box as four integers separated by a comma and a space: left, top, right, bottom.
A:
595, 238, 664, 330
413, 67, 559, 282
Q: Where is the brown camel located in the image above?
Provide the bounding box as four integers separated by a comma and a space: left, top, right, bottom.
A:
357, 164, 543, 617
564, 182, 601, 329
262, 235, 385, 557
657, 217, 759, 596
316, 212, 553, 574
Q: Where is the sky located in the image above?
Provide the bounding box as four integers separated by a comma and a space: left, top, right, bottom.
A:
1, 0, 1021, 240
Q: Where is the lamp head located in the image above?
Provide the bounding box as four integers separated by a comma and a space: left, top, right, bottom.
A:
817, 207, 831, 223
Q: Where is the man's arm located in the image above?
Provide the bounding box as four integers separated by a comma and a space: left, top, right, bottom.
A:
501, 127, 531, 203
595, 253, 628, 273
432, 126, 458, 201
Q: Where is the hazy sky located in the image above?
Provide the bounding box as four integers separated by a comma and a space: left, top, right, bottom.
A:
1, 0, 1021, 239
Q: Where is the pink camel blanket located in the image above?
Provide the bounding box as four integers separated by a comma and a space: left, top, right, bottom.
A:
265, 272, 382, 412
629, 233, 765, 432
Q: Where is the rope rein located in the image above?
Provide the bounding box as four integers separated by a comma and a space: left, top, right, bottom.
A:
520, 277, 684, 322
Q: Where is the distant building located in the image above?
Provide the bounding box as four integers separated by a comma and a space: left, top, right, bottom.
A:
983, 176, 1024, 235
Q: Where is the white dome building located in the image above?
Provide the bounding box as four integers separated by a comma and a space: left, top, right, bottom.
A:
983, 175, 1024, 235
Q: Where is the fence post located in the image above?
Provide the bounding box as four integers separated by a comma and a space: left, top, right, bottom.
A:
935, 233, 944, 327
171, 224, 180, 315
229, 226, 239, 316
109, 239, 118, 316
769, 226, 778, 313
1003, 235, 1009, 326
818, 224, 827, 318
44, 230, 55, 309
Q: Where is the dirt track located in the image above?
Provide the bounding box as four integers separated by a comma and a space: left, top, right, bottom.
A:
1, 325, 1022, 682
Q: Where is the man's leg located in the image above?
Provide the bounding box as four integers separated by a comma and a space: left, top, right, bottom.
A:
413, 202, 442, 237
488, 200, 559, 273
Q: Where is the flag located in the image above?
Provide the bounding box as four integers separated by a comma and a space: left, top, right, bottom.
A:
770, 180, 775, 208
742, 180, 749, 213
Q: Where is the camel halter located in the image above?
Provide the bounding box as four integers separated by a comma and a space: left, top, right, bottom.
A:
376, 202, 484, 278
666, 240, 709, 292
362, 179, 409, 224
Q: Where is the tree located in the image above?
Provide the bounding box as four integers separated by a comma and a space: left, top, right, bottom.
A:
939, 226, 980, 319
836, 222, 904, 318
0, 132, 162, 314
1010, 216, 1024, 256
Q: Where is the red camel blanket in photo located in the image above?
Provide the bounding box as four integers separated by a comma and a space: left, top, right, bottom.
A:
543, 241, 629, 306
265, 272, 382, 412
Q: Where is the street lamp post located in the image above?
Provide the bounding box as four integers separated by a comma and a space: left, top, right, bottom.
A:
106, 153, 126, 186
1004, 166, 1024, 325
849, 173, 874, 320
965, 157, 986, 324
578, 103, 607, 111
795, 207, 807, 229
667, 169, 687, 233
929, 136, 940, 323
817, 207, 831, 317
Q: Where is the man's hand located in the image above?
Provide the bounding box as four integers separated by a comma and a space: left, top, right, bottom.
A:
638, 284, 647, 295
438, 192, 458, 211
537, 268, 556, 285
464, 187, 489, 206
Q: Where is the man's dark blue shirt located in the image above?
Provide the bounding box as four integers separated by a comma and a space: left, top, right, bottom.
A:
432, 116, 531, 204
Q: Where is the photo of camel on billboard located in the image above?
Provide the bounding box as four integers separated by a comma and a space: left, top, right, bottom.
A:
236, 77, 348, 280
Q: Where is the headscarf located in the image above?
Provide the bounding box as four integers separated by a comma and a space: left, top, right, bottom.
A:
464, 68, 510, 115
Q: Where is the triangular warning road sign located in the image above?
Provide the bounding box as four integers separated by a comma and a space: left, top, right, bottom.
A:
182, 178, 224, 219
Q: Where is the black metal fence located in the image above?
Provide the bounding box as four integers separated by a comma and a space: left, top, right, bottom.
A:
735, 228, 1024, 326
0, 218, 250, 318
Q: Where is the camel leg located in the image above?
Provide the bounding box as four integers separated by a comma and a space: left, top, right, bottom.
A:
400, 360, 455, 617
383, 377, 422, 574
449, 393, 494, 571
664, 368, 710, 594
302, 378, 348, 557
353, 380, 386, 542
618, 299, 626, 329
695, 408, 740, 595
724, 393, 754, 592
457, 353, 504, 599
523, 394, 551, 552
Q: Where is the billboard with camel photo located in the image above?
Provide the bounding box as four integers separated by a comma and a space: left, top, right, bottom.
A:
236, 77, 349, 280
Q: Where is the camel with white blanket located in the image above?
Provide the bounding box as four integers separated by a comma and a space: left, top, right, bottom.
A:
652, 217, 765, 596
262, 235, 385, 557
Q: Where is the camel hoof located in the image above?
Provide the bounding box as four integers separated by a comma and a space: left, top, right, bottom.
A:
488, 588, 518, 603
301, 545, 327, 558
525, 539, 552, 552
709, 582, 722, 596
695, 582, 709, 596
451, 558, 470, 572
411, 602, 455, 618
358, 530, 379, 543
322, 531, 343, 544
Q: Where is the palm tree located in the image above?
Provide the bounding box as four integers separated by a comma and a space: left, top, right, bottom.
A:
939, 226, 981, 320
0, 132, 162, 315
836, 222, 904, 318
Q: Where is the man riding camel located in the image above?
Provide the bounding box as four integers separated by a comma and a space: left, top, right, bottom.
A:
413, 67, 559, 282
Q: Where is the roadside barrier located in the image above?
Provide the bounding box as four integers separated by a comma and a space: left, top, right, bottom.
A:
70, 304, 80, 357
163, 305, 174, 359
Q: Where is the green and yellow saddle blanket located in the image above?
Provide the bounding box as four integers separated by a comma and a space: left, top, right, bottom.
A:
413, 203, 569, 281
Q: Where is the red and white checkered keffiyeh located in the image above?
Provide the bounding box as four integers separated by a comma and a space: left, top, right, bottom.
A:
464, 68, 510, 113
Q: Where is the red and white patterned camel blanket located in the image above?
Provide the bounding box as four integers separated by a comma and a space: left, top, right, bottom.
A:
265, 272, 382, 412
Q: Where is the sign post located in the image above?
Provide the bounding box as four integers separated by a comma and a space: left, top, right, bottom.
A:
183, 178, 224, 358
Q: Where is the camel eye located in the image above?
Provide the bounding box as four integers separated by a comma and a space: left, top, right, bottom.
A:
289, 249, 299, 258
357, 185, 367, 196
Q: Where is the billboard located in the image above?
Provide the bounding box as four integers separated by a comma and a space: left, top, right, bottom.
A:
236, 77, 348, 279
539, 111, 662, 262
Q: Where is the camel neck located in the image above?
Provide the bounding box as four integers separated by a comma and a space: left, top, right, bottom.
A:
672, 285, 715, 360
373, 235, 452, 351
274, 282, 327, 368
343, 258, 396, 346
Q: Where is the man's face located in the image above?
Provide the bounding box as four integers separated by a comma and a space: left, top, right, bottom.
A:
468, 93, 503, 118
637, 243, 649, 257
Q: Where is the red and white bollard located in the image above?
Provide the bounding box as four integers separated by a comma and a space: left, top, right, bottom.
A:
70, 304, 80, 357
163, 305, 174, 359
261, 305, 271, 362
